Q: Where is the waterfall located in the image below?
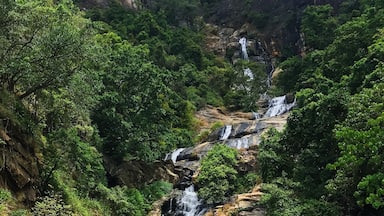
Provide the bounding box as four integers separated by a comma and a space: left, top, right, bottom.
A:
239, 37, 249, 60
225, 136, 254, 149
219, 125, 232, 140
243, 68, 254, 80
164, 148, 185, 164
252, 112, 262, 120
264, 95, 296, 117
256, 41, 274, 87
177, 185, 206, 216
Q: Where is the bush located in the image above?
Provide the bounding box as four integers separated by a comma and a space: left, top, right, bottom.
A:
10, 209, 28, 216
141, 181, 173, 203
260, 178, 340, 216
197, 144, 238, 204
235, 173, 261, 194
32, 194, 73, 216
96, 184, 149, 216
0, 188, 12, 203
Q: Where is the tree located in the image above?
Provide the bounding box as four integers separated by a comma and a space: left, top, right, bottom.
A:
327, 83, 384, 214
224, 61, 267, 111
301, 4, 338, 50
0, 0, 96, 99
197, 144, 238, 204
259, 128, 287, 183
92, 32, 191, 161
279, 88, 348, 198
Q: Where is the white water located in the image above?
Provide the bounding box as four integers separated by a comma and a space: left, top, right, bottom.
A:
264, 95, 296, 117
252, 112, 262, 120
220, 125, 232, 140
243, 68, 254, 80
178, 185, 205, 216
164, 148, 185, 164
239, 37, 249, 60
226, 136, 252, 149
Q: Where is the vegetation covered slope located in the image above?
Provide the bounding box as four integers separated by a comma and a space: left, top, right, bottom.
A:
1, 0, 384, 215
260, 0, 384, 215
0, 0, 266, 214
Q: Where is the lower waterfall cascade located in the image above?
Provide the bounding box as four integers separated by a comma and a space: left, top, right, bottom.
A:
161, 95, 294, 215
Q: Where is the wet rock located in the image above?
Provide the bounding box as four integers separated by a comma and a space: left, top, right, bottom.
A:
237, 146, 259, 172
285, 92, 295, 104
175, 147, 199, 162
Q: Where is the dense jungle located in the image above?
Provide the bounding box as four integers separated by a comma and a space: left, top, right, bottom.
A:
1, 0, 384, 215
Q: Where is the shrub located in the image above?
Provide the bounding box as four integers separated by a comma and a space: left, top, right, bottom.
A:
32, 194, 73, 216
0, 188, 12, 203
197, 144, 238, 204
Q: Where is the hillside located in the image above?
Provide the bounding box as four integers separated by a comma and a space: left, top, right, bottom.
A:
1, 0, 384, 215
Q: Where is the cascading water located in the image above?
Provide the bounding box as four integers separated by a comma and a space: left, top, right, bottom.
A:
225, 135, 257, 149
243, 68, 254, 80
219, 125, 232, 140
239, 37, 249, 60
164, 148, 186, 164
177, 185, 206, 216
264, 95, 296, 117
256, 41, 274, 87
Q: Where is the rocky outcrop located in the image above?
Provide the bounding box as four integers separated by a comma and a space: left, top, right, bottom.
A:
0, 122, 40, 203
103, 157, 179, 188
206, 185, 265, 216
203, 0, 345, 58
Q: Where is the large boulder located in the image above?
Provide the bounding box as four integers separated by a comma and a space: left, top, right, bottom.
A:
104, 158, 179, 188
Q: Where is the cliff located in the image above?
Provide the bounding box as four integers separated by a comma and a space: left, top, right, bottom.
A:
203, 0, 344, 59
0, 92, 40, 204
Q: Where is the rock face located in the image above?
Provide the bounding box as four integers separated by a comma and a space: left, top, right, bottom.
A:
206, 185, 265, 216
0, 123, 40, 203
103, 157, 179, 188
203, 0, 344, 58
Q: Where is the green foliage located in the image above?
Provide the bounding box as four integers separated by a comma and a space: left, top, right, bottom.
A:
147, 0, 201, 25
32, 194, 73, 216
235, 173, 261, 194
10, 209, 28, 216
282, 89, 348, 197
46, 128, 106, 196
0, 0, 98, 98
224, 61, 267, 111
197, 144, 238, 204
140, 181, 173, 203
0, 188, 12, 203
96, 184, 149, 216
327, 84, 384, 211
301, 4, 338, 50
261, 178, 340, 216
270, 1, 384, 214
92, 33, 193, 161
259, 128, 287, 183
246, 12, 269, 29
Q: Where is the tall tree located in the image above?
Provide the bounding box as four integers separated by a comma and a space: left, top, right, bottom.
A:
92, 32, 192, 161
0, 0, 95, 98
